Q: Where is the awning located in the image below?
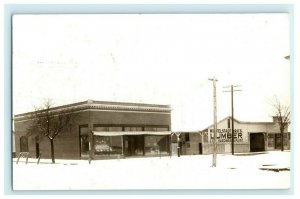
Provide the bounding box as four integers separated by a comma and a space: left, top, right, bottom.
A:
92, 131, 172, 136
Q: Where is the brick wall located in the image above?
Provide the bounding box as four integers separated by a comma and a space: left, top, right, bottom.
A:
14, 108, 171, 160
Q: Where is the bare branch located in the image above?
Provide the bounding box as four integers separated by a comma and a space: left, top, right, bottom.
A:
270, 97, 290, 151
26, 99, 76, 163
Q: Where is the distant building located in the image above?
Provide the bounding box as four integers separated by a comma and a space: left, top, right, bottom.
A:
13, 100, 172, 160
177, 116, 290, 155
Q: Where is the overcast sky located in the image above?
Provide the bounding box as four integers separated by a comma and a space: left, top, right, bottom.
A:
12, 14, 290, 131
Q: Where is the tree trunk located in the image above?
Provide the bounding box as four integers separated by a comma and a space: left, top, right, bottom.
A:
49, 138, 55, 163
281, 131, 284, 152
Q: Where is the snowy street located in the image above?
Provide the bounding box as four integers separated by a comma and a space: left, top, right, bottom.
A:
13, 151, 290, 190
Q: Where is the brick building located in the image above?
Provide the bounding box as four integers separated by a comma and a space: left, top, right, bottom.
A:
13, 100, 172, 160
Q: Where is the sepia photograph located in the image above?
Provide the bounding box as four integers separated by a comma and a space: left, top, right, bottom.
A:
12, 13, 291, 190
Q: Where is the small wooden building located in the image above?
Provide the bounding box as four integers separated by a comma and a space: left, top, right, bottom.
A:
177, 116, 290, 155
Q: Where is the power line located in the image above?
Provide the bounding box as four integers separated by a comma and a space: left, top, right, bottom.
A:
223, 85, 242, 155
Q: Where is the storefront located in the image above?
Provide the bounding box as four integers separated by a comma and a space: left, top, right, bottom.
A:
91, 131, 171, 159
14, 100, 172, 160
179, 116, 290, 155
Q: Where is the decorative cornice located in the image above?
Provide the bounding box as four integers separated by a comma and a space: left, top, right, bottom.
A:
86, 104, 171, 112
14, 100, 171, 121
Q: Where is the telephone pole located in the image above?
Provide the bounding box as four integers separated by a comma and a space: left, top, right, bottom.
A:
209, 77, 218, 167
223, 85, 242, 155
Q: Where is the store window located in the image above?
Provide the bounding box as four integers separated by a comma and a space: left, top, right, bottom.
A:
156, 127, 169, 131
93, 126, 122, 132
93, 126, 122, 156
268, 134, 274, 148
109, 127, 123, 132
124, 127, 143, 131
110, 136, 122, 154
275, 134, 281, 149
94, 126, 109, 131
94, 136, 122, 156
94, 136, 111, 155
273, 133, 289, 148
144, 127, 168, 131
144, 135, 169, 156
283, 134, 288, 146
185, 133, 190, 142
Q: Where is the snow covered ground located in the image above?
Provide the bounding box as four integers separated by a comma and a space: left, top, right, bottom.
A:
12, 151, 290, 190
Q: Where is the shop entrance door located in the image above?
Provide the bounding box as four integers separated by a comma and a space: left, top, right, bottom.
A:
250, 133, 265, 152
198, 143, 203, 154
80, 135, 90, 159
79, 125, 89, 159
124, 135, 144, 156
35, 136, 40, 158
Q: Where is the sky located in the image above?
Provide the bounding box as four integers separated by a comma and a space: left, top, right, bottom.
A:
12, 14, 290, 131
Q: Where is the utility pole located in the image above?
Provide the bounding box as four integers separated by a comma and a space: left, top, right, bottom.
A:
223, 85, 242, 155
209, 77, 218, 167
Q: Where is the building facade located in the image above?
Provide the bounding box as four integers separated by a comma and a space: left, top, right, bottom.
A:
14, 100, 172, 160
177, 116, 290, 155
14, 101, 290, 159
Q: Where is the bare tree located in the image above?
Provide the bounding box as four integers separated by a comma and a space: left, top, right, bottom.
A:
27, 99, 75, 163
272, 97, 290, 151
